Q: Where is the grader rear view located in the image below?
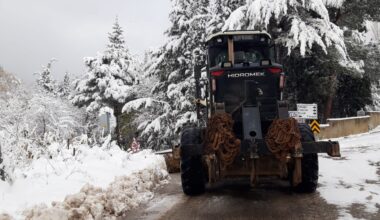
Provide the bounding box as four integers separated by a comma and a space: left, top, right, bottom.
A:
180, 31, 341, 195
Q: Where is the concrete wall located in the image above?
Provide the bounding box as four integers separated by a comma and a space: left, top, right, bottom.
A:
368, 111, 380, 130
316, 112, 380, 139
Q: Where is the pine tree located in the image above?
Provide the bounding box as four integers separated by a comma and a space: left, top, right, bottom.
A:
161, 0, 209, 132
57, 72, 71, 98
206, 0, 230, 36
206, 0, 245, 36
335, 73, 372, 117
124, 0, 212, 149
71, 18, 137, 146
35, 59, 57, 95
156, 0, 210, 124
329, 0, 380, 29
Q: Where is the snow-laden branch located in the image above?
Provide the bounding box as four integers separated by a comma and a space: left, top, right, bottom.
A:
122, 98, 171, 114
279, 16, 346, 58
223, 0, 348, 58
321, 0, 345, 8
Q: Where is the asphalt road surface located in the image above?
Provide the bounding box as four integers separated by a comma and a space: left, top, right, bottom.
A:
127, 174, 340, 220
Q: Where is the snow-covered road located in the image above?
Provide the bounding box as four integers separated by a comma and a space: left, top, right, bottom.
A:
129, 131, 380, 220
319, 131, 380, 219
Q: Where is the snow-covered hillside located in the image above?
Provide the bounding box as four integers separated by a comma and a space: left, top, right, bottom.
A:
0, 143, 168, 220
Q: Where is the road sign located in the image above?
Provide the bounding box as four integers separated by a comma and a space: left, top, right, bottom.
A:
288, 111, 299, 118
288, 111, 306, 123
309, 120, 320, 133
296, 103, 318, 119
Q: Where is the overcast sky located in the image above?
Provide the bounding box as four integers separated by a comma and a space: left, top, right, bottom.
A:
0, 0, 171, 84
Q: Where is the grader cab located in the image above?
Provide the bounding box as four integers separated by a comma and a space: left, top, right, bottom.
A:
180, 31, 341, 195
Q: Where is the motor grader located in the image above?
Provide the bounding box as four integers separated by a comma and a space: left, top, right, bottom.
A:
180, 31, 341, 195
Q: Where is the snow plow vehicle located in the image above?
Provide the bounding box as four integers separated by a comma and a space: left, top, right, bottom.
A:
180, 31, 341, 195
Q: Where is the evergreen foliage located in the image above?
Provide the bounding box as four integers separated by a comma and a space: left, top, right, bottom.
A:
329, 0, 380, 29
35, 59, 58, 95
71, 18, 137, 146
335, 73, 372, 117
57, 72, 72, 98
223, 0, 348, 60
119, 111, 137, 150
124, 0, 212, 149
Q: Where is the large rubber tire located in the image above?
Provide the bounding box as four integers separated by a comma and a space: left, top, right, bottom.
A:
180, 127, 205, 196
294, 123, 319, 193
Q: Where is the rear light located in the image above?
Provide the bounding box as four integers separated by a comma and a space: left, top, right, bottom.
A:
211, 70, 224, 76
268, 67, 283, 74
280, 74, 285, 89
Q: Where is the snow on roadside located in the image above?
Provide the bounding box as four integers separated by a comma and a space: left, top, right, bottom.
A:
0, 143, 169, 220
318, 131, 380, 219
22, 166, 168, 220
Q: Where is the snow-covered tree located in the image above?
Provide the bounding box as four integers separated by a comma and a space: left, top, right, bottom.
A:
331, 0, 380, 29
71, 18, 137, 145
363, 38, 380, 111
123, 0, 213, 149
328, 1, 380, 117
0, 79, 87, 181
206, 0, 245, 36
57, 72, 72, 98
367, 22, 380, 43
223, 0, 348, 60
0, 67, 20, 99
35, 59, 58, 95
367, 81, 380, 111
123, 97, 178, 150
150, 0, 210, 80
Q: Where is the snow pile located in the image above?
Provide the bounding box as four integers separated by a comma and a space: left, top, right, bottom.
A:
23, 166, 168, 220
0, 214, 13, 220
318, 131, 380, 218
0, 145, 168, 219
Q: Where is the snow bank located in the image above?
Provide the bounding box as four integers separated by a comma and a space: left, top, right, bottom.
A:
23, 166, 168, 220
0, 144, 168, 219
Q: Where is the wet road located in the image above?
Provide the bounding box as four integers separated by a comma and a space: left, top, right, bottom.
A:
127, 174, 339, 220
